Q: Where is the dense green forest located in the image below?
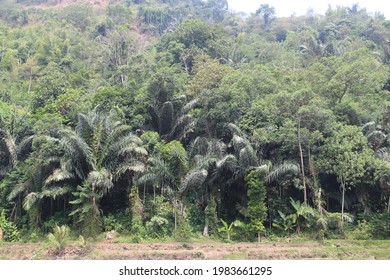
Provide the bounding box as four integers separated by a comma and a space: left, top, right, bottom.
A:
0, 0, 390, 243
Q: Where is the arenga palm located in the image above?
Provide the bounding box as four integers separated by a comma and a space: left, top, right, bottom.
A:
6, 135, 68, 228
219, 124, 299, 228
47, 107, 148, 236
138, 138, 215, 231
0, 116, 34, 180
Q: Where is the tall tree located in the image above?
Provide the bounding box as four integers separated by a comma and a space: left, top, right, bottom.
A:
256, 4, 276, 27
319, 125, 377, 226
47, 107, 147, 236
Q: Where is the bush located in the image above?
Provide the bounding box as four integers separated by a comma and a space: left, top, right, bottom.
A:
0, 210, 20, 242
368, 212, 390, 239
345, 220, 373, 240
47, 225, 70, 252
146, 216, 170, 239
173, 218, 193, 241
103, 214, 125, 232
77, 235, 92, 251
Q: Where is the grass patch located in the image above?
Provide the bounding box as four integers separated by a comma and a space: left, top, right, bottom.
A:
224, 251, 249, 260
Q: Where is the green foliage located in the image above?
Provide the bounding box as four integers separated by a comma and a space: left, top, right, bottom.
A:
145, 216, 169, 238
70, 183, 102, 238
129, 186, 145, 236
246, 171, 267, 241
256, 4, 276, 26
47, 225, 70, 252
345, 220, 373, 240
160, 140, 188, 177
0, 0, 390, 242
218, 219, 240, 241
366, 212, 390, 239
103, 214, 124, 232
77, 235, 92, 251
203, 198, 218, 235
0, 210, 20, 242
172, 216, 193, 241
289, 198, 315, 234
272, 211, 295, 237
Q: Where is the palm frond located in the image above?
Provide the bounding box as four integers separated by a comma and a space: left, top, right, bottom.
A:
239, 146, 258, 168
41, 186, 72, 200
44, 169, 75, 186
169, 114, 195, 141
23, 192, 39, 211
7, 184, 27, 201
228, 123, 245, 137
181, 98, 199, 115
266, 162, 299, 184
216, 155, 238, 172
87, 169, 113, 195
232, 134, 247, 152
189, 137, 209, 157
159, 101, 174, 135
16, 135, 35, 158
60, 129, 93, 179
179, 169, 208, 196
0, 130, 17, 168
76, 113, 94, 143
115, 161, 146, 177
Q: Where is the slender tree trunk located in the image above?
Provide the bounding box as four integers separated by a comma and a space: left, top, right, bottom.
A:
143, 183, 146, 204
203, 224, 209, 236
258, 232, 261, 243
63, 197, 66, 216
387, 196, 390, 212
298, 120, 307, 203
341, 180, 345, 228
173, 200, 177, 230
28, 69, 33, 93
318, 188, 322, 213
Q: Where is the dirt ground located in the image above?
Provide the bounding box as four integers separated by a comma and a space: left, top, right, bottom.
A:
1, 240, 389, 260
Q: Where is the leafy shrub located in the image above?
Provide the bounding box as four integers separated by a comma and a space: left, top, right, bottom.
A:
173, 217, 193, 241
146, 216, 169, 238
345, 220, 373, 240
77, 235, 92, 251
0, 210, 20, 242
103, 214, 124, 232
367, 212, 390, 239
47, 225, 70, 252
29, 231, 40, 243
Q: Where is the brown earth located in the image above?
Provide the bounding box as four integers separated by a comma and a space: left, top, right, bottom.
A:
1, 240, 389, 260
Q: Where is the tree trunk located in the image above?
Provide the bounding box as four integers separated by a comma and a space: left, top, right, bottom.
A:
388, 196, 390, 212
258, 232, 261, 243
203, 224, 209, 236
298, 120, 307, 203
341, 181, 345, 228
143, 183, 146, 204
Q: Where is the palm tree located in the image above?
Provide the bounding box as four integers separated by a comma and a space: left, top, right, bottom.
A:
375, 148, 390, 212
0, 116, 34, 180
148, 95, 199, 143
138, 137, 221, 231
5, 135, 68, 227
47, 106, 148, 236
222, 124, 299, 230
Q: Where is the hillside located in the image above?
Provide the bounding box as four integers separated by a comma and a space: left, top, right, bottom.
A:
0, 0, 389, 247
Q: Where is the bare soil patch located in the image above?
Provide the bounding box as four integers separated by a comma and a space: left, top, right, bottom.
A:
2, 240, 389, 260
